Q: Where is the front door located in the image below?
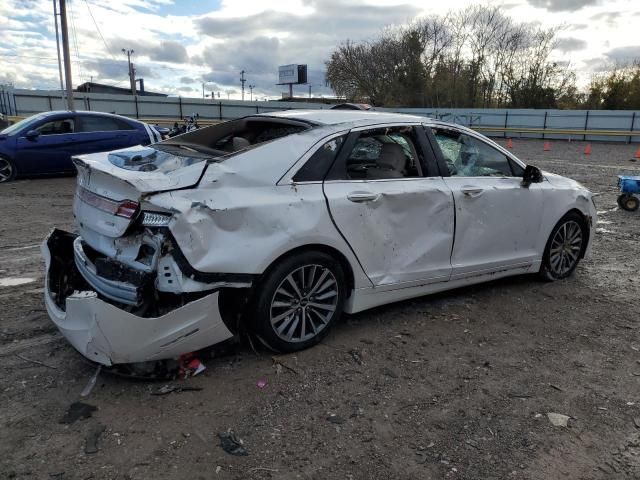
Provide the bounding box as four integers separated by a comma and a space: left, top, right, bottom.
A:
428, 126, 544, 278
15, 116, 76, 173
323, 125, 454, 288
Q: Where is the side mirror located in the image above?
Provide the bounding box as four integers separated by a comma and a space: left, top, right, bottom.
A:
25, 130, 40, 140
522, 165, 543, 187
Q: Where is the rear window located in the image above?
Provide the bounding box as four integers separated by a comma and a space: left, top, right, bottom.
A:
77, 116, 134, 132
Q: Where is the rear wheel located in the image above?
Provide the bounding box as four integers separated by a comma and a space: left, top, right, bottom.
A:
539, 212, 586, 281
618, 194, 639, 212
252, 251, 346, 353
0, 156, 16, 183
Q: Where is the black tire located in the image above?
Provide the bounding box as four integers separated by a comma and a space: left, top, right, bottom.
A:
539, 212, 587, 281
0, 156, 16, 183
619, 194, 639, 212
252, 251, 346, 353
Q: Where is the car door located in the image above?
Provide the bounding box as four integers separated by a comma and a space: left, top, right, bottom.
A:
74, 115, 139, 154
427, 125, 544, 278
323, 124, 454, 288
15, 115, 77, 173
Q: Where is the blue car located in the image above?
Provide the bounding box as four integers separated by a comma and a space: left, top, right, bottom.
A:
0, 111, 160, 182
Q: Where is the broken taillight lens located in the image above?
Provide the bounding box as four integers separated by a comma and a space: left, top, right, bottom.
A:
115, 200, 140, 219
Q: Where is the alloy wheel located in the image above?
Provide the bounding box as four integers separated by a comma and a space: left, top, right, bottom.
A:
269, 264, 339, 343
0, 158, 13, 182
548, 220, 583, 277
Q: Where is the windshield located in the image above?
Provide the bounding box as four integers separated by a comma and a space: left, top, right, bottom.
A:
1, 114, 47, 135
108, 145, 210, 173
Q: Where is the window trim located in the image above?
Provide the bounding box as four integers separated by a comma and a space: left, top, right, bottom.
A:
428, 124, 527, 179
325, 123, 433, 182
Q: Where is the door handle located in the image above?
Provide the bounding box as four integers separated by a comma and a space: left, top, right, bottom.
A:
462, 187, 484, 198
347, 191, 380, 203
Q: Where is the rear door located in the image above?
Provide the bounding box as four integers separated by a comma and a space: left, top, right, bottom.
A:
427, 125, 544, 278
74, 115, 140, 154
15, 115, 77, 173
323, 124, 454, 288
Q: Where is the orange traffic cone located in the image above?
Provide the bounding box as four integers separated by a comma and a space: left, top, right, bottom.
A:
584, 144, 592, 155
543, 141, 551, 151
506, 138, 513, 149
635, 147, 640, 159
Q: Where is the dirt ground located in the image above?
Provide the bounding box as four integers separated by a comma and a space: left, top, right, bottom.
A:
1, 138, 639, 480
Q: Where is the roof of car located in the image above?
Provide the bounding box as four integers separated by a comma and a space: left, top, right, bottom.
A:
38, 110, 138, 121
262, 109, 429, 126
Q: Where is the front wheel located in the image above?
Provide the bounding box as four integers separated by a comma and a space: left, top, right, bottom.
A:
0, 156, 16, 183
539, 213, 586, 281
618, 194, 639, 212
252, 251, 346, 353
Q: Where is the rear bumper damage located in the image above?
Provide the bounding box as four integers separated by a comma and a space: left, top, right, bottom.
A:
42, 229, 235, 366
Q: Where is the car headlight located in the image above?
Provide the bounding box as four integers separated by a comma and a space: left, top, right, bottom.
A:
141, 211, 172, 227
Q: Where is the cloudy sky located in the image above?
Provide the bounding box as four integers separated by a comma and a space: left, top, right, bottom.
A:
0, 0, 637, 100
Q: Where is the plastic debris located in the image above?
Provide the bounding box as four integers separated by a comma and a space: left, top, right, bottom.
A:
547, 412, 570, 427
218, 431, 248, 456
151, 384, 203, 395
256, 379, 267, 389
84, 424, 106, 454
178, 353, 206, 379
59, 402, 97, 425
326, 414, 345, 424
80, 365, 102, 398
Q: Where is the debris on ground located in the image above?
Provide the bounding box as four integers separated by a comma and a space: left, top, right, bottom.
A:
84, 423, 106, 454
326, 414, 345, 424
256, 379, 267, 389
59, 402, 97, 425
547, 413, 570, 427
271, 356, 299, 375
634, 417, 640, 429
80, 365, 102, 398
178, 354, 206, 379
349, 349, 363, 365
218, 431, 248, 456
151, 384, 204, 396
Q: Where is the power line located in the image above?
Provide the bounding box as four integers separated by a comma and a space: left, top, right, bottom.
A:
67, 0, 85, 82
83, 0, 116, 61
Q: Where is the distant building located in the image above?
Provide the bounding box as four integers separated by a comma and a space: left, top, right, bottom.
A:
75, 81, 167, 97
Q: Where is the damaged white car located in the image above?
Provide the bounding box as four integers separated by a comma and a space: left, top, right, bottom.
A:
43, 110, 596, 366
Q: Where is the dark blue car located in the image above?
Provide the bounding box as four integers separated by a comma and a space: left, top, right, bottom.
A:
0, 111, 160, 182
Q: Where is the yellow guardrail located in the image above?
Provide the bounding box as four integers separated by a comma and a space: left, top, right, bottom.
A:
5, 115, 638, 137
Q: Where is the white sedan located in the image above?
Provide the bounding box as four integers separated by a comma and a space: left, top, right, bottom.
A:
42, 110, 596, 366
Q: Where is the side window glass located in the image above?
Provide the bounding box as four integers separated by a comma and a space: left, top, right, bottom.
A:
36, 118, 74, 135
293, 136, 345, 182
77, 116, 123, 133
345, 127, 422, 180
432, 129, 514, 177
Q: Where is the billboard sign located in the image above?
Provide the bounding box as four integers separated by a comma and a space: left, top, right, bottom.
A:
278, 64, 307, 85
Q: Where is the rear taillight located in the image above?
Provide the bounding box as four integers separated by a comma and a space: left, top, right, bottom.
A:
115, 200, 139, 219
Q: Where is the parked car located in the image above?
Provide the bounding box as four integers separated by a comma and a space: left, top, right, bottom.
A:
42, 110, 596, 366
330, 103, 373, 110
0, 111, 160, 182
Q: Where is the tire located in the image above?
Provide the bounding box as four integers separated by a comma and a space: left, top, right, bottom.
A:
252, 251, 346, 353
539, 212, 587, 281
0, 156, 16, 183
619, 194, 639, 212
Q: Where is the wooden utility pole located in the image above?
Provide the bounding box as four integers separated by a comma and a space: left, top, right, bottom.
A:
240, 70, 246, 101
58, 0, 75, 110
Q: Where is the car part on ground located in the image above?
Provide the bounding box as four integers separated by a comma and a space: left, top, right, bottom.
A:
41, 110, 597, 366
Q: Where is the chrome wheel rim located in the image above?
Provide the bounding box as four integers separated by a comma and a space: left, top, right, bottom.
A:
549, 220, 583, 276
270, 264, 339, 343
0, 158, 12, 182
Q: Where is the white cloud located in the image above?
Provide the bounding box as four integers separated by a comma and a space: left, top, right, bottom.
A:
0, 0, 637, 97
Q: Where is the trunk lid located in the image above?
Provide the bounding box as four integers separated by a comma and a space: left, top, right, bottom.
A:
73, 145, 209, 238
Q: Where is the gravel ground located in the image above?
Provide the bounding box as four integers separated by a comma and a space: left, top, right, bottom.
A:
1, 138, 639, 480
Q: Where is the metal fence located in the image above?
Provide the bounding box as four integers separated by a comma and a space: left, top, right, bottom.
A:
2, 86, 639, 143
